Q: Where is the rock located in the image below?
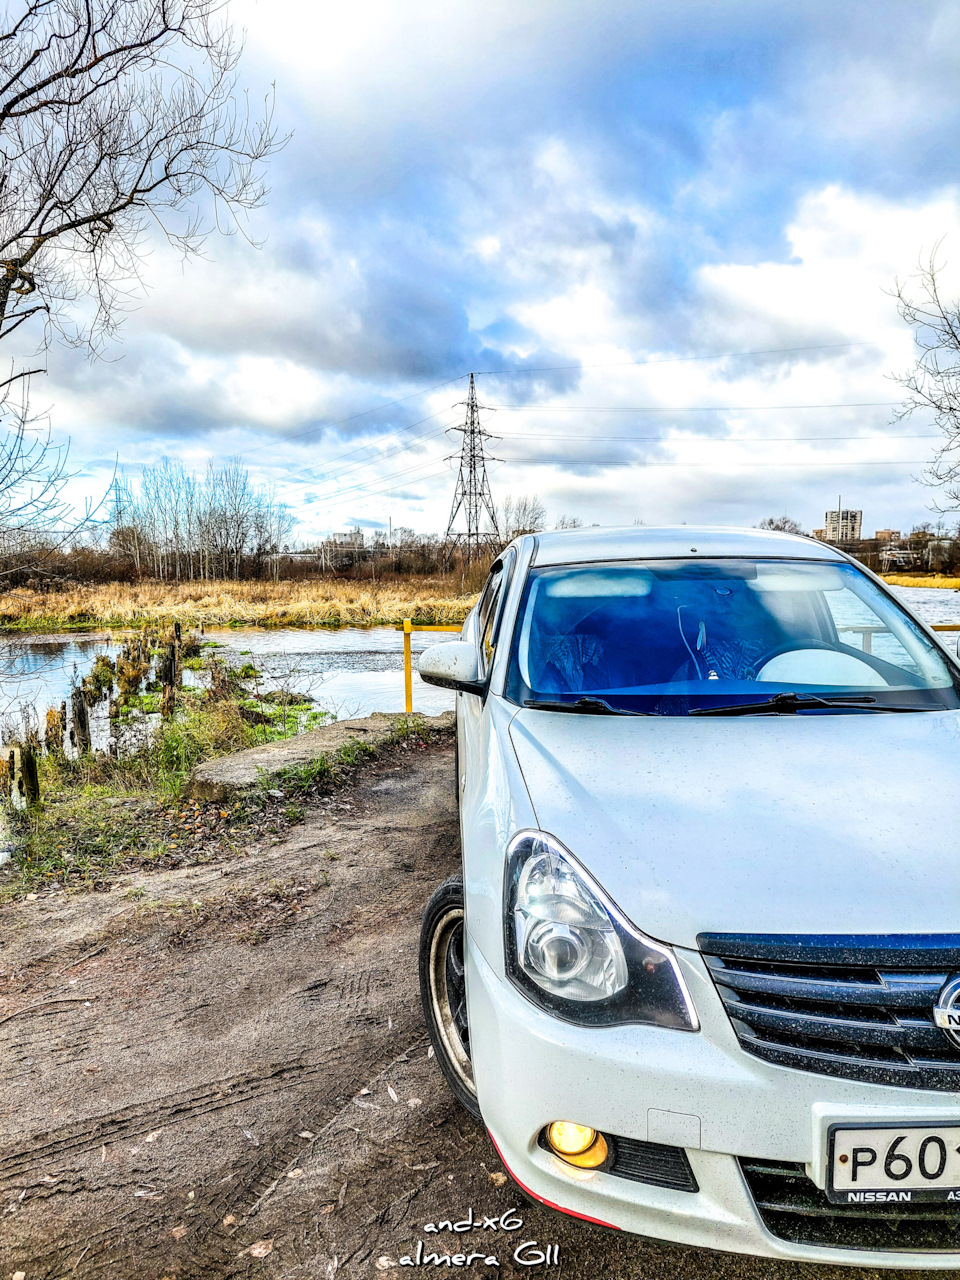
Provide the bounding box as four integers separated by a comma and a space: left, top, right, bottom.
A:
186, 712, 455, 803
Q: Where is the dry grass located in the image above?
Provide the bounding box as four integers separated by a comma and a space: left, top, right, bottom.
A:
882, 574, 960, 590
0, 578, 478, 632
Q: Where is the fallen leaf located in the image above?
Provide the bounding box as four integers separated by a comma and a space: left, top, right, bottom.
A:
286, 1169, 304, 1179
427, 1046, 434, 1059
247, 1239, 274, 1258
375, 1258, 395, 1271
407, 1098, 422, 1108
386, 1085, 399, 1103
13, 1271, 25, 1280
488, 1171, 508, 1187
358, 1087, 371, 1096
298, 1130, 314, 1139
25, 893, 37, 901
170, 1225, 188, 1240
319, 1204, 335, 1214
338, 1181, 347, 1209
145, 1130, 162, 1143
223, 1214, 237, 1226
40, 1174, 58, 1184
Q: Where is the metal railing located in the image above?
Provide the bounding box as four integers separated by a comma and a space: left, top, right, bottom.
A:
398, 618, 462, 713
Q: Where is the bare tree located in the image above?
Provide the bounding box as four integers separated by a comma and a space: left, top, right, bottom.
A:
495, 493, 547, 541
892, 247, 960, 510
0, 0, 278, 569
757, 515, 804, 535
554, 514, 582, 529
109, 455, 293, 580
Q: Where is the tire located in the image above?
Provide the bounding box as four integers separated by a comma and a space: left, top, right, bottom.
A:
419, 875, 481, 1119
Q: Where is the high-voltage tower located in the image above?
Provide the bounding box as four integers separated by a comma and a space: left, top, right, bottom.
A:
445, 373, 500, 560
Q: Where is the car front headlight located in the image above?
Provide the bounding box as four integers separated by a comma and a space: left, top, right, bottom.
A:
504, 831, 699, 1030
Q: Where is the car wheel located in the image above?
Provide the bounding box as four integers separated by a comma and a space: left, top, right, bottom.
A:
419, 875, 480, 1119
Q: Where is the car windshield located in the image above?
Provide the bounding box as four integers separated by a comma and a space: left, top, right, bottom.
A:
505, 558, 960, 715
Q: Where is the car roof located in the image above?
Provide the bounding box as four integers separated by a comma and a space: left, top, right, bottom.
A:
528, 525, 846, 566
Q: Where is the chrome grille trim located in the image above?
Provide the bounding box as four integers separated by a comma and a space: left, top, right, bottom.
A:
698, 933, 960, 1090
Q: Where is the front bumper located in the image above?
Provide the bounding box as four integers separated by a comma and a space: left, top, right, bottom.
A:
466, 938, 960, 1268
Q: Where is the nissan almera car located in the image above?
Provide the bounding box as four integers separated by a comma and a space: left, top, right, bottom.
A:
416, 526, 960, 1267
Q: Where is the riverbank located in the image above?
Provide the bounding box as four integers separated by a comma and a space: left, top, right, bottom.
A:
3, 660, 443, 899
0, 579, 477, 633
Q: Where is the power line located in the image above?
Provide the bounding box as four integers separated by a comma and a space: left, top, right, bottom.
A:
264, 407, 918, 498
320, 464, 452, 512
272, 426, 936, 502
235, 339, 883, 464
234, 373, 469, 457
485, 400, 901, 412
274, 414, 455, 495
494, 457, 931, 469
496, 431, 938, 444
474, 341, 881, 376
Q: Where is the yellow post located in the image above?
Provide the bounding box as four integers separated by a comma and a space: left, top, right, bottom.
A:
403, 618, 413, 713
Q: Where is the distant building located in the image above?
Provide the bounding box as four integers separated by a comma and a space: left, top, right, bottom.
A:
812, 528, 827, 541
875, 529, 901, 543
824, 508, 862, 542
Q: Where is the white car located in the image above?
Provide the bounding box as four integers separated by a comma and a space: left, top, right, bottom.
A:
416, 526, 960, 1268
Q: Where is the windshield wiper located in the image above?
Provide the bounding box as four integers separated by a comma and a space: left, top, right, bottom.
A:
523, 697, 653, 717
688, 692, 936, 717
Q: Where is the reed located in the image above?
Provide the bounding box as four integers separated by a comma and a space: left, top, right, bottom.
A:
0, 578, 478, 632
882, 574, 960, 590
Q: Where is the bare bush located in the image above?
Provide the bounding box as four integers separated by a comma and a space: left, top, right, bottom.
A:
893, 248, 960, 510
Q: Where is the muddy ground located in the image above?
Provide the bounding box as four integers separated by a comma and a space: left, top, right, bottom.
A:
0, 737, 934, 1280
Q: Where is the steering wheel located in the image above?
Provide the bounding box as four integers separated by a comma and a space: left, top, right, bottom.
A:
752, 640, 889, 687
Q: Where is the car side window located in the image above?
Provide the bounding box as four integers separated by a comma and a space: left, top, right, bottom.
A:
477, 553, 516, 678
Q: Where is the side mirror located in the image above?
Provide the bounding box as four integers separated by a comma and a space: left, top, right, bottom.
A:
418, 641, 485, 694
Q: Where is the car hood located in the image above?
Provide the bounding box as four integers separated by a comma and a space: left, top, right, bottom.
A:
509, 707, 960, 950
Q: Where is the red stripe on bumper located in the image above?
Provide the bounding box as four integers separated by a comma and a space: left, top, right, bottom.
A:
486, 1130, 620, 1231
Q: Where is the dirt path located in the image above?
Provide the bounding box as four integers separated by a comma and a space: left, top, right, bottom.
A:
0, 740, 925, 1280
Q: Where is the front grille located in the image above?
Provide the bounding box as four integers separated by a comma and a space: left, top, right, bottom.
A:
741, 1158, 960, 1252
699, 933, 960, 1089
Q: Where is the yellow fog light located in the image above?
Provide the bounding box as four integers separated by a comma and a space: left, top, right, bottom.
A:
545, 1121, 609, 1168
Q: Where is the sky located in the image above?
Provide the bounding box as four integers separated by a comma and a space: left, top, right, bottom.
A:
41, 0, 960, 541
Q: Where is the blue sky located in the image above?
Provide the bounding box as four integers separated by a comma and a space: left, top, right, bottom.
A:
49, 0, 960, 539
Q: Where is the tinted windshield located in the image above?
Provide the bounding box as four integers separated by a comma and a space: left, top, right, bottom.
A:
505, 558, 960, 714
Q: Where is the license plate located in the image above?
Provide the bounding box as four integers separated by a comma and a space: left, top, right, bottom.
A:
828, 1123, 960, 1204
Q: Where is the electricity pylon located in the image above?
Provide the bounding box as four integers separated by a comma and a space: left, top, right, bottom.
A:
445, 373, 500, 561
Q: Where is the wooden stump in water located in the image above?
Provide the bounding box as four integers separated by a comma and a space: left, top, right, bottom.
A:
19, 744, 40, 805
70, 688, 91, 754
158, 641, 178, 716
45, 704, 66, 755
